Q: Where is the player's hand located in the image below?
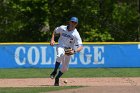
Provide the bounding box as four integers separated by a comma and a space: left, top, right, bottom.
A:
50, 40, 55, 46
69, 50, 75, 54
64, 47, 76, 55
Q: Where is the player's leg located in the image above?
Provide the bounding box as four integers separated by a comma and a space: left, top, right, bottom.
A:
50, 47, 65, 79
50, 61, 60, 79
54, 55, 71, 86
60, 55, 70, 73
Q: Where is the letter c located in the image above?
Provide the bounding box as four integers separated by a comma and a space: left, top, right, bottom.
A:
15, 46, 26, 65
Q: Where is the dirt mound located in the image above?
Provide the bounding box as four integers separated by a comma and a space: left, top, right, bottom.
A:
0, 78, 140, 93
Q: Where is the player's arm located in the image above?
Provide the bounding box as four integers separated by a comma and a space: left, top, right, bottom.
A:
50, 31, 55, 46
74, 32, 83, 53
75, 45, 83, 52
50, 26, 62, 46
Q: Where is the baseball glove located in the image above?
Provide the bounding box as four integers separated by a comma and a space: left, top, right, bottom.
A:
64, 47, 75, 55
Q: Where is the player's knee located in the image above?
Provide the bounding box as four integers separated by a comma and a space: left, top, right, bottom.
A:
56, 54, 65, 62
56, 57, 62, 63
61, 67, 68, 73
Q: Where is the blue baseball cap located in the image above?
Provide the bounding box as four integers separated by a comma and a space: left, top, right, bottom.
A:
70, 17, 78, 23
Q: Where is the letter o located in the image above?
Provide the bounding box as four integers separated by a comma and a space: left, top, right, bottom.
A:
28, 47, 40, 65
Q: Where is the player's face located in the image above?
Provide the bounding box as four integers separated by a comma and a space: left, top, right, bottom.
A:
70, 21, 77, 25
69, 21, 77, 28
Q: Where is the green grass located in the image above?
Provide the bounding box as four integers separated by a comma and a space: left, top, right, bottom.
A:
0, 86, 81, 93
0, 68, 140, 78
0, 68, 52, 78
64, 68, 140, 77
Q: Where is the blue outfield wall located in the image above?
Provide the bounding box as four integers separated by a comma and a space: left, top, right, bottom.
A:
0, 42, 140, 68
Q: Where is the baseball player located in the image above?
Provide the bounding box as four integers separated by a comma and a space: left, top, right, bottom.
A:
50, 17, 83, 86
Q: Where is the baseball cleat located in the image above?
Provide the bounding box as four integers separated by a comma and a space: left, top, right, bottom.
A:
50, 71, 57, 79
54, 78, 59, 86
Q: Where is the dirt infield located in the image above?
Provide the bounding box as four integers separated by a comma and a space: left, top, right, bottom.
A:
0, 78, 140, 93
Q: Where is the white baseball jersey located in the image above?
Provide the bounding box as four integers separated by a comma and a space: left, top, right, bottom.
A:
54, 25, 82, 49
